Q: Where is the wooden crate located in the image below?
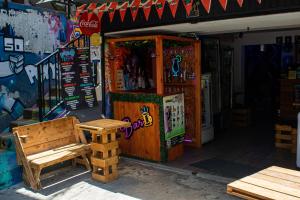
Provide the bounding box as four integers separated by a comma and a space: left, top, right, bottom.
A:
76, 119, 130, 183
91, 156, 118, 183
232, 108, 251, 127
91, 140, 119, 182
275, 124, 297, 153
227, 166, 300, 200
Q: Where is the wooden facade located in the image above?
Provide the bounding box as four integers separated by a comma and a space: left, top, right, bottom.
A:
107, 35, 201, 161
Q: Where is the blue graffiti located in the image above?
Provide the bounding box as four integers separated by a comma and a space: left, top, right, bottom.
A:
0, 4, 68, 133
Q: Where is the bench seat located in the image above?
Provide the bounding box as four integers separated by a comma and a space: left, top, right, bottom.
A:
28, 143, 90, 168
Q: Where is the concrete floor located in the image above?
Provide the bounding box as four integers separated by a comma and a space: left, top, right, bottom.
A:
0, 158, 238, 200
167, 113, 297, 178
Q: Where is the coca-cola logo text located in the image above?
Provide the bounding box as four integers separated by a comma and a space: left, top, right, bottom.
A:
79, 12, 100, 36
80, 20, 98, 28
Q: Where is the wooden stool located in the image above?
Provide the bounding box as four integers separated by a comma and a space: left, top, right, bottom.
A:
76, 119, 130, 183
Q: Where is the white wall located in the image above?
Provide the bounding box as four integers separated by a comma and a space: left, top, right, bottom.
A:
232, 29, 300, 104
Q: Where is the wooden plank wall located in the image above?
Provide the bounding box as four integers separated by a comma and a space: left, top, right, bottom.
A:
114, 101, 161, 161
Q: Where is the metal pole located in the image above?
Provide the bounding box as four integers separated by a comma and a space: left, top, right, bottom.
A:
67, 0, 71, 19
101, 32, 106, 117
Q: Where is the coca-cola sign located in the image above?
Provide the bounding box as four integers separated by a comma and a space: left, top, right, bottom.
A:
79, 12, 100, 36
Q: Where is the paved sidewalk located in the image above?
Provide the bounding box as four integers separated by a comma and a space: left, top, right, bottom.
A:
0, 158, 238, 200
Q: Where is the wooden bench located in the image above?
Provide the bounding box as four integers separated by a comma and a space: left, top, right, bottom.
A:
13, 116, 91, 190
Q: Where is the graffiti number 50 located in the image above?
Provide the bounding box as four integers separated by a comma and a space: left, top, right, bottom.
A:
4, 37, 24, 52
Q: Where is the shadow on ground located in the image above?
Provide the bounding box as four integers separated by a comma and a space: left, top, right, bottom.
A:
0, 159, 238, 200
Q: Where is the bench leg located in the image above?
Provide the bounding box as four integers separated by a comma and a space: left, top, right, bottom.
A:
22, 171, 30, 187
82, 154, 91, 171
33, 168, 42, 190
72, 159, 77, 167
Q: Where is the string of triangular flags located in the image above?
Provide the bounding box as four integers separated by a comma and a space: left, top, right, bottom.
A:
76, 0, 263, 23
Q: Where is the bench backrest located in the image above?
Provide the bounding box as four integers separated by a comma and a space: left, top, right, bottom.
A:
13, 116, 79, 156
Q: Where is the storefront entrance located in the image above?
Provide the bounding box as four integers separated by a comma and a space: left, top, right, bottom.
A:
103, 10, 300, 179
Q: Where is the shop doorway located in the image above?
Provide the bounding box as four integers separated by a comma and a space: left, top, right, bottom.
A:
167, 31, 298, 179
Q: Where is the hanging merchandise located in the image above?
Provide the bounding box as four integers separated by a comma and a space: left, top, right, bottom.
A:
200, 0, 211, 14
237, 0, 243, 7
155, 0, 166, 19
119, 1, 129, 22
79, 11, 101, 36
131, 0, 141, 22
142, 0, 153, 21
218, 0, 227, 11
97, 4, 107, 23
76, 4, 87, 18
257, 0, 262, 4
168, 0, 179, 18
108, 2, 118, 22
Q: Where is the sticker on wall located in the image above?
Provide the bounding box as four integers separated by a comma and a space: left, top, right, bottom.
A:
142, 0, 153, 21
79, 12, 100, 36
119, 106, 153, 139
90, 33, 101, 46
218, 0, 228, 11
200, 0, 211, 14
119, 1, 129, 22
163, 94, 185, 148
140, 106, 153, 127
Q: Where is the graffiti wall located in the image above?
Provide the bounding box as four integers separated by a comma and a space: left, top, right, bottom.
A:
0, 1, 67, 133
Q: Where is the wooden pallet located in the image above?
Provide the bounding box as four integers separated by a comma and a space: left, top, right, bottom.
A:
275, 124, 297, 153
227, 166, 300, 200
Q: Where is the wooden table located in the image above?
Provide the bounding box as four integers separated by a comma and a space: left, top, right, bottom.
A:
76, 119, 130, 183
227, 166, 300, 200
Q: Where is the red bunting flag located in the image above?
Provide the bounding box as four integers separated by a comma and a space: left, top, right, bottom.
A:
155, 0, 166, 19
87, 3, 97, 11
200, 0, 211, 13
108, 2, 118, 22
237, 0, 243, 7
257, 0, 262, 4
119, 2, 129, 22
183, 0, 194, 16
142, 0, 153, 21
96, 4, 106, 23
87, 3, 98, 20
168, 0, 179, 18
76, 4, 86, 18
218, 0, 227, 11
131, 0, 141, 22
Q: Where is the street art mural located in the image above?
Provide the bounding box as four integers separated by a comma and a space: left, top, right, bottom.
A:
0, 2, 68, 133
